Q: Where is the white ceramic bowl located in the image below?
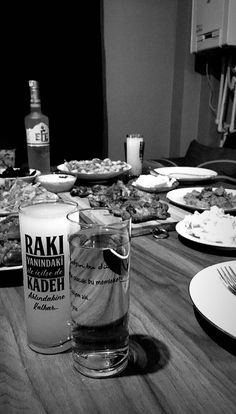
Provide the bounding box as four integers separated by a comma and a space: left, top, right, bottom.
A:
36, 174, 77, 193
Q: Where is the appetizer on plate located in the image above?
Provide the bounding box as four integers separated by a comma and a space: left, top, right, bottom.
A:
183, 186, 236, 209
60, 158, 131, 175
0, 167, 40, 184
0, 215, 21, 267
182, 206, 236, 244
0, 179, 60, 266
70, 180, 169, 223
0, 166, 36, 178
0, 180, 58, 214
132, 174, 178, 192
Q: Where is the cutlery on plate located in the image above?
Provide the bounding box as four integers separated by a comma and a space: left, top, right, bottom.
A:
149, 169, 174, 178
217, 265, 236, 295
150, 168, 236, 184
149, 169, 207, 179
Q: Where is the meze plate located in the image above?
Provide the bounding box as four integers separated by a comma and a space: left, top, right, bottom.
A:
176, 220, 236, 250
166, 187, 236, 213
57, 162, 132, 183
0, 168, 41, 183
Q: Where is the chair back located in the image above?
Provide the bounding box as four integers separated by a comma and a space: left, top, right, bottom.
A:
197, 159, 236, 177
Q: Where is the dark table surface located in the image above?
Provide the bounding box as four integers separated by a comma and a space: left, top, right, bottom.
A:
1, 164, 236, 414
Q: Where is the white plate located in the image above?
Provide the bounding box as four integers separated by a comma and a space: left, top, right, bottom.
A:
189, 261, 236, 338
154, 167, 217, 182
132, 180, 179, 193
57, 163, 132, 183
0, 265, 22, 272
167, 187, 236, 213
176, 220, 236, 249
0, 168, 41, 183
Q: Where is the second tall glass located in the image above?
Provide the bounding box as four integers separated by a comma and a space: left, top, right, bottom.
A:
67, 208, 131, 378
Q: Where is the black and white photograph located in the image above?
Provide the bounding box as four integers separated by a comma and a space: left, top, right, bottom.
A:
0, 1, 236, 413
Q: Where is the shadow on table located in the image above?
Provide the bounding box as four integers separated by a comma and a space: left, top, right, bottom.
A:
193, 307, 236, 357
121, 334, 170, 376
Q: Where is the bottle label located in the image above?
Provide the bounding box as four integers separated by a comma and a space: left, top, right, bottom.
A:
25, 234, 66, 294
26, 122, 50, 146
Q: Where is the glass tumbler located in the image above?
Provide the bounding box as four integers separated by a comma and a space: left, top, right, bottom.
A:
67, 207, 131, 378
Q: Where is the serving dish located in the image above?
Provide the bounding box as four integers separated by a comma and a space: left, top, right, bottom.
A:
57, 159, 132, 183
176, 220, 236, 250
166, 187, 236, 213
0, 180, 59, 216
0, 168, 41, 184
189, 261, 236, 338
132, 174, 179, 193
154, 167, 217, 182
36, 174, 77, 193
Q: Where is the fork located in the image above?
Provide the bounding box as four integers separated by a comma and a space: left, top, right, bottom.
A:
217, 265, 236, 295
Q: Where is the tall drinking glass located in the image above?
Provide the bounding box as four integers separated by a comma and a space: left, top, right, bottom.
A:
19, 199, 77, 354
125, 134, 145, 176
67, 208, 131, 378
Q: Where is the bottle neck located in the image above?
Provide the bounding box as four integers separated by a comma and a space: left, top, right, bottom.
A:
30, 102, 42, 113
29, 81, 41, 110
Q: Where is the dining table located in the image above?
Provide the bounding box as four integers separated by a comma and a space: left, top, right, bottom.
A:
1, 161, 236, 414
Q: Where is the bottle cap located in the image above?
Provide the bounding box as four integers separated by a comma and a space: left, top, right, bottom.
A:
29, 80, 38, 89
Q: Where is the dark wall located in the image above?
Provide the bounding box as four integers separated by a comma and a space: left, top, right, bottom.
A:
2, 2, 106, 168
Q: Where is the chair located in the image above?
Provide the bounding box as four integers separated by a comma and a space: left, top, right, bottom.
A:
198, 159, 236, 173
152, 140, 236, 178
197, 159, 236, 184
152, 158, 178, 167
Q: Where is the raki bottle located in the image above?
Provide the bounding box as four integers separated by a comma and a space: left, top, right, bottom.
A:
25, 80, 51, 173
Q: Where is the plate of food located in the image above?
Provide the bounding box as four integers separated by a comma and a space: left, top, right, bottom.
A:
167, 186, 236, 213
69, 180, 169, 223
0, 180, 59, 216
0, 215, 22, 270
132, 174, 179, 193
57, 158, 132, 182
154, 167, 217, 182
189, 261, 236, 339
0, 167, 41, 184
176, 206, 236, 249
